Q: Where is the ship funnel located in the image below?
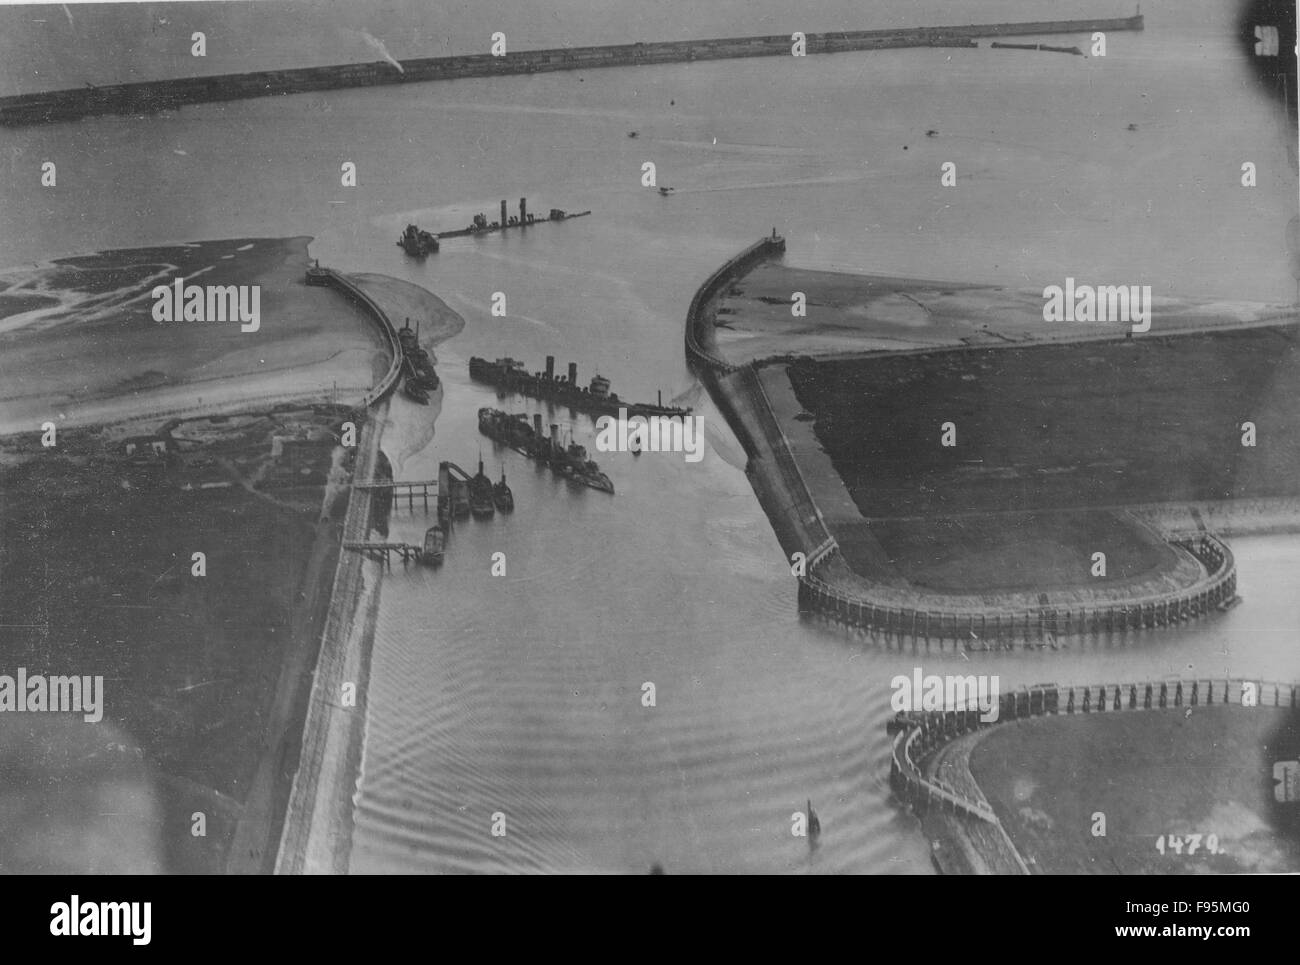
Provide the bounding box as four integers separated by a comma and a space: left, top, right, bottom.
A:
501, 199, 508, 227
568, 362, 577, 386
533, 413, 543, 437
550, 423, 558, 442
545, 355, 555, 380
520, 197, 527, 224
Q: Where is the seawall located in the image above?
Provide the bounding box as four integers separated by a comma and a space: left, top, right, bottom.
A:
0, 15, 1142, 126
274, 402, 385, 874
275, 267, 401, 874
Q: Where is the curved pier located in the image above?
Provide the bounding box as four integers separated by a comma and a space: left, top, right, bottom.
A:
889, 678, 1299, 871
311, 267, 403, 408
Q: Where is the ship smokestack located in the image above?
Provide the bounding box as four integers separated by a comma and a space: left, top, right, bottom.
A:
568, 362, 577, 386
520, 197, 527, 224
501, 199, 507, 226
545, 355, 554, 380
550, 423, 559, 444
533, 413, 542, 436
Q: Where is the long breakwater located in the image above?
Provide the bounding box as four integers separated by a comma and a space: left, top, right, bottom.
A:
0, 14, 1142, 126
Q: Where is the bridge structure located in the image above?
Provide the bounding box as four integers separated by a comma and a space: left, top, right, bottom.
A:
342, 540, 423, 567
354, 478, 438, 512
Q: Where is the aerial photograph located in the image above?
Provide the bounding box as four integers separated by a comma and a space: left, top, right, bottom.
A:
0, 0, 1296, 891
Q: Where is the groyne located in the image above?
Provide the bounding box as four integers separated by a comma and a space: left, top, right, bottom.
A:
689, 238, 1240, 644
0, 14, 1142, 126
889, 678, 1299, 871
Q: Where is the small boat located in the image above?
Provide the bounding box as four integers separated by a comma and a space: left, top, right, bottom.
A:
402, 381, 429, 405
397, 223, 439, 257
450, 478, 470, 518
493, 469, 514, 512
421, 525, 445, 565
807, 800, 821, 845
469, 457, 496, 518
658, 186, 674, 196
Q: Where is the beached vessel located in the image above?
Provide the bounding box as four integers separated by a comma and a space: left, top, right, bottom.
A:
420, 525, 445, 565
469, 458, 496, 518
402, 380, 429, 405
397, 224, 439, 256
436, 197, 590, 240
397, 318, 440, 391
493, 469, 514, 512
477, 407, 614, 494
469, 354, 690, 419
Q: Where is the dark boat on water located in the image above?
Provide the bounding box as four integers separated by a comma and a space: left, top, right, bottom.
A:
469, 458, 496, 518
402, 380, 429, 405
469, 354, 691, 420
493, 469, 514, 512
436, 197, 590, 240
478, 407, 614, 494
397, 318, 440, 391
397, 223, 439, 257
450, 477, 470, 518
421, 525, 445, 565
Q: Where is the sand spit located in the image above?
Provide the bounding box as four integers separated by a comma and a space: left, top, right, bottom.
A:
0, 237, 382, 435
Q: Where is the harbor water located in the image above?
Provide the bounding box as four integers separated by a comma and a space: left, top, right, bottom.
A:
1, 0, 1295, 873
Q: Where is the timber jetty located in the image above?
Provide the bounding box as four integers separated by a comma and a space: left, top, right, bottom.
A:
1, 13, 1143, 126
